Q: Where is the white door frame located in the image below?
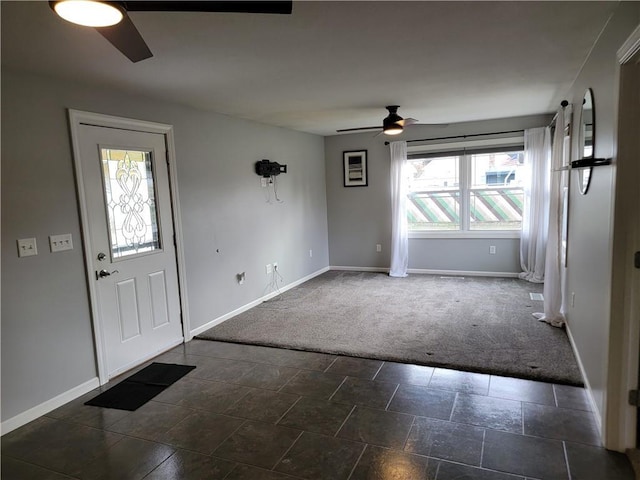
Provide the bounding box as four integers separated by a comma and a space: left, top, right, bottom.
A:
604, 24, 640, 451
69, 109, 192, 385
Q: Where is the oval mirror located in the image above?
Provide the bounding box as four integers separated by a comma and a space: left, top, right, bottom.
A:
578, 88, 594, 194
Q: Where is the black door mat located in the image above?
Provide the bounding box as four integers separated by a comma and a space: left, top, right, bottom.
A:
85, 363, 195, 411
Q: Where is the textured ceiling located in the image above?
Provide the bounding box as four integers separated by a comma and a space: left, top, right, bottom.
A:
1, 1, 617, 136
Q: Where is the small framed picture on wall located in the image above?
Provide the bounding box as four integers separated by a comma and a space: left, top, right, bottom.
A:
343, 150, 368, 187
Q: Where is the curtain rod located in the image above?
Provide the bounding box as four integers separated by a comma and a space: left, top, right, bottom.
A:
384, 100, 569, 146
548, 100, 569, 129
384, 129, 524, 146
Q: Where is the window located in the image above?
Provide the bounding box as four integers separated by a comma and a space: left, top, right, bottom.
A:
406, 148, 524, 234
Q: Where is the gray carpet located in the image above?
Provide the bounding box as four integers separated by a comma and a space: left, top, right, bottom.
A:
197, 271, 583, 386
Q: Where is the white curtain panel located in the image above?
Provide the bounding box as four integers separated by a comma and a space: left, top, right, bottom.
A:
389, 141, 408, 277
519, 127, 551, 283
534, 107, 569, 327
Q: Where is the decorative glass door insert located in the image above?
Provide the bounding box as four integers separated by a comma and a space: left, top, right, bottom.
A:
100, 148, 161, 259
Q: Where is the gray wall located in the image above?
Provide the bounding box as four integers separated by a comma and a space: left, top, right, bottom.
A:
563, 3, 640, 418
324, 115, 551, 273
1, 70, 329, 423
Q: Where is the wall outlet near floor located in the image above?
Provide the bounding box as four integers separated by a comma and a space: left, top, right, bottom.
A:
376, 244, 382, 252
265, 264, 272, 275
309, 249, 313, 258
489, 245, 496, 255
260, 177, 268, 188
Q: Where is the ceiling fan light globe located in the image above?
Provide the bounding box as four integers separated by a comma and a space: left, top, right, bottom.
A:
53, 0, 123, 27
384, 126, 403, 135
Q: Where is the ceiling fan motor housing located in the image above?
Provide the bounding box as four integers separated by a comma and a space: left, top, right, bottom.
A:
383, 105, 403, 128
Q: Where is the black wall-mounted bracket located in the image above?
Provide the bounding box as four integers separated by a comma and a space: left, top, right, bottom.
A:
571, 157, 612, 169
255, 159, 287, 177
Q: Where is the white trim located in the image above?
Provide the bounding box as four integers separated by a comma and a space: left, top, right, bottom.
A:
190, 266, 330, 337
407, 268, 520, 278
165, 128, 192, 342
604, 32, 640, 452
617, 23, 640, 64
67, 110, 188, 385
566, 323, 603, 440
330, 266, 519, 278
409, 231, 521, 239
1, 378, 100, 436
330, 266, 389, 273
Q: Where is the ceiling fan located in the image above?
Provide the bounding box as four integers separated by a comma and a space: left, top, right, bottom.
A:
49, 1, 293, 63
336, 105, 446, 136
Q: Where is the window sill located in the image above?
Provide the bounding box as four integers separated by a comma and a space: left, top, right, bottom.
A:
409, 230, 521, 240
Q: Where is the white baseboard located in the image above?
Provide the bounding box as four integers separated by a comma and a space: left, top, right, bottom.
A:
1, 377, 100, 436
408, 268, 520, 278
330, 266, 519, 278
330, 266, 389, 273
565, 322, 603, 441
190, 266, 331, 337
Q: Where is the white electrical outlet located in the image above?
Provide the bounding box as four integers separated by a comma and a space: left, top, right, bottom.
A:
489, 246, 496, 255
50, 233, 73, 252
309, 249, 313, 258
261, 177, 268, 187
17, 238, 38, 257
376, 244, 382, 252
265, 264, 272, 274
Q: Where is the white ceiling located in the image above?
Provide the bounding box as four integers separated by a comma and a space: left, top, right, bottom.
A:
1, 1, 617, 136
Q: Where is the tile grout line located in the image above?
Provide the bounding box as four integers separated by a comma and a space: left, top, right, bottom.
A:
384, 383, 401, 411
448, 393, 459, 422
270, 430, 305, 471
346, 443, 368, 480
277, 369, 302, 393
479, 428, 487, 468
562, 441, 572, 480
210, 418, 248, 457
371, 361, 385, 380
401, 415, 417, 451
141, 450, 178, 479
3, 453, 84, 480
334, 404, 358, 437
222, 387, 253, 413
552, 384, 559, 407
328, 376, 350, 402
275, 396, 303, 425
323, 356, 340, 373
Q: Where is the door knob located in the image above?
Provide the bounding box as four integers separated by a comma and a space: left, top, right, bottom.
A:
97, 252, 106, 261
96, 269, 119, 280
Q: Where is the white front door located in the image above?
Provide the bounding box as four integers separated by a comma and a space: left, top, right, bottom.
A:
76, 124, 183, 378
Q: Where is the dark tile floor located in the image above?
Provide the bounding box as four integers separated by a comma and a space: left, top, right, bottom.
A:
2, 339, 636, 480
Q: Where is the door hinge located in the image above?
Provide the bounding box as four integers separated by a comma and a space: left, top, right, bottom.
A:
629, 390, 640, 407
634, 251, 640, 269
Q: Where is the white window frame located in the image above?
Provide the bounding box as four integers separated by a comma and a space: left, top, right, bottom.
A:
407, 136, 524, 239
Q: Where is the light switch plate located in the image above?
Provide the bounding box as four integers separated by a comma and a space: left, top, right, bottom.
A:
17, 238, 38, 257
50, 233, 73, 252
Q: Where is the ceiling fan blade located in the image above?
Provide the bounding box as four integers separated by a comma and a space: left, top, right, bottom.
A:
96, 13, 152, 62
123, 1, 293, 14
336, 126, 381, 133
398, 118, 419, 127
